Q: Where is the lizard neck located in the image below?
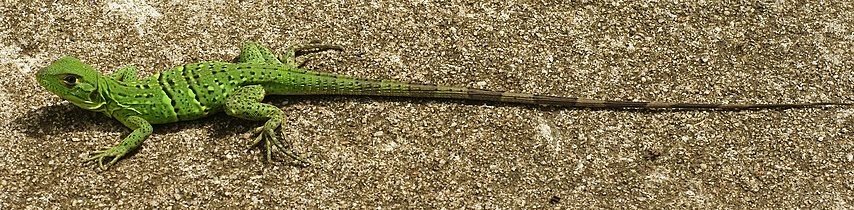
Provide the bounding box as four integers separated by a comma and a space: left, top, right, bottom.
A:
96, 76, 125, 118
80, 75, 109, 113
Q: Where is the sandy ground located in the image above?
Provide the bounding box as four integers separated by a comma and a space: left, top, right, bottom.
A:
2, 0, 853, 208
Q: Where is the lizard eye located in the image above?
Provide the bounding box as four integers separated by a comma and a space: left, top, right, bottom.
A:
62, 75, 79, 87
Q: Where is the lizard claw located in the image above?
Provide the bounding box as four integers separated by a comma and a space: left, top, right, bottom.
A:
84, 146, 128, 169
246, 126, 310, 167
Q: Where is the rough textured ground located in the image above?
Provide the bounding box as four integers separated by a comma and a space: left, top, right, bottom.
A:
2, 0, 853, 209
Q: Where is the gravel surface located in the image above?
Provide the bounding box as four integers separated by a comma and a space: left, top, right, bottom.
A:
1, 0, 853, 208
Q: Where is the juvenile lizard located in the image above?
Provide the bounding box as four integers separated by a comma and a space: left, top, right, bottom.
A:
36, 42, 852, 169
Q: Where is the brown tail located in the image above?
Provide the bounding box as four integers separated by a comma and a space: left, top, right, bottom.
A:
284, 69, 853, 110
433, 86, 852, 110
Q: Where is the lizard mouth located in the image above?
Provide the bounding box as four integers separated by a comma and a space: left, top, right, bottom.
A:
63, 90, 106, 111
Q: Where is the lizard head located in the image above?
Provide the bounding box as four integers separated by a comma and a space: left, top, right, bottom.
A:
37, 56, 107, 110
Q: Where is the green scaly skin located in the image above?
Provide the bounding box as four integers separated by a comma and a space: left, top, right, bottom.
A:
36, 42, 852, 169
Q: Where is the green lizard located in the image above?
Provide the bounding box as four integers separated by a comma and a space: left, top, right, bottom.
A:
36, 42, 852, 169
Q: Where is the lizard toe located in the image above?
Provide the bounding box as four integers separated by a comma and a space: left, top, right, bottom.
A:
244, 126, 310, 166
84, 146, 128, 169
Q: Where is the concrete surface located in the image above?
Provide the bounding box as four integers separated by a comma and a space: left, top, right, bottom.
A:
1, 0, 853, 208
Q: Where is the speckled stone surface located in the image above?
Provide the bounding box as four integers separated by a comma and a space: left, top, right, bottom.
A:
1, 1, 853, 208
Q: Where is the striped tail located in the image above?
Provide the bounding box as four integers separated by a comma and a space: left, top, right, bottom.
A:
281, 69, 853, 110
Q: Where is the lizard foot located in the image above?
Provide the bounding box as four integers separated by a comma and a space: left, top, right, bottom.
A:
84, 145, 130, 169
246, 126, 310, 167
283, 43, 344, 68
292, 44, 343, 57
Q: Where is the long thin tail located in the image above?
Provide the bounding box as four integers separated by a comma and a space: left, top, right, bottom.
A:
281, 69, 852, 110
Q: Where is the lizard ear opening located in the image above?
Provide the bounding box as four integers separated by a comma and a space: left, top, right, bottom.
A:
88, 88, 104, 102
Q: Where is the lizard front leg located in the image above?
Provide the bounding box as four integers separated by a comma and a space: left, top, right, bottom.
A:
86, 112, 152, 169
225, 85, 308, 166
110, 65, 138, 82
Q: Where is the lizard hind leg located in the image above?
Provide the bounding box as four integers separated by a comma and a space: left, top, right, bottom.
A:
233, 42, 283, 64
225, 85, 308, 166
